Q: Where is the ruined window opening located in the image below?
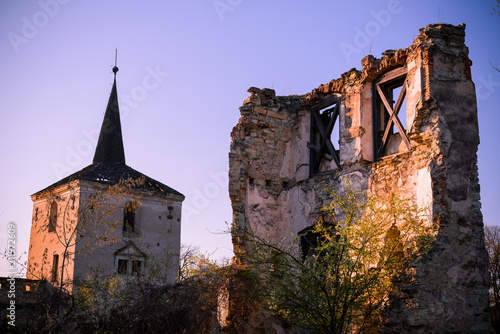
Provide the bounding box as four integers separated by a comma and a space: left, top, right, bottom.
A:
374, 67, 411, 158
308, 95, 341, 177
299, 226, 321, 259
51, 254, 59, 282
123, 202, 136, 233
48, 201, 57, 232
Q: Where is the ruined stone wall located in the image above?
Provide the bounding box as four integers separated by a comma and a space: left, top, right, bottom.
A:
229, 24, 490, 333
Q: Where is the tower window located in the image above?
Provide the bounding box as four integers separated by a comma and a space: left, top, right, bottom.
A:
49, 201, 57, 232
117, 259, 128, 274
115, 257, 144, 276
51, 254, 59, 282
131, 261, 142, 275
123, 202, 136, 233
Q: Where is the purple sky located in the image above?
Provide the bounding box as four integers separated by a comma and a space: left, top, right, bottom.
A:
1, 0, 499, 276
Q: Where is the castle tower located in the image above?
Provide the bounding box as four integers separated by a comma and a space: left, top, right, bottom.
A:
27, 66, 184, 290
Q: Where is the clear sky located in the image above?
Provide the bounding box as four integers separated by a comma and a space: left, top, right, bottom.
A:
1, 0, 499, 277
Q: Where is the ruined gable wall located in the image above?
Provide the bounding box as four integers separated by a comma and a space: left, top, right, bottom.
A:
229, 23, 489, 332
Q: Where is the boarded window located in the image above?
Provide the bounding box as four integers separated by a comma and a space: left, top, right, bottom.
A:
308, 95, 341, 176
374, 67, 411, 158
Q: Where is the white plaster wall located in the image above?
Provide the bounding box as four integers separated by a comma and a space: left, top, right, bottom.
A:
28, 181, 183, 289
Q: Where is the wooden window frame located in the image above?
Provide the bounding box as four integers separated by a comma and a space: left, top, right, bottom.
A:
373, 67, 411, 159
308, 95, 341, 177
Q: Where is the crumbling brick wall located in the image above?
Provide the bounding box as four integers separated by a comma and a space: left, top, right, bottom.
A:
229, 23, 490, 333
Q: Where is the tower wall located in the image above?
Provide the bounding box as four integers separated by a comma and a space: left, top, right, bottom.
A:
27, 180, 183, 290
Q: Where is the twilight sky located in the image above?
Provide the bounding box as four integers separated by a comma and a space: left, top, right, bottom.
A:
1, 0, 499, 276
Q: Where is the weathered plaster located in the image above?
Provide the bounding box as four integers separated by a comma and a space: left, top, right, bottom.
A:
229, 23, 489, 333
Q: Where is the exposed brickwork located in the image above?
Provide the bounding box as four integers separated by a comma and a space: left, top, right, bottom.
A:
229, 24, 489, 333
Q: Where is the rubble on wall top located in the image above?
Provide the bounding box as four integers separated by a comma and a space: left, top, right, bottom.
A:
247, 86, 276, 98
241, 24, 468, 111
306, 23, 467, 105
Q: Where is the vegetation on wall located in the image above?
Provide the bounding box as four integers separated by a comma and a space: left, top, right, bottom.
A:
238, 182, 437, 334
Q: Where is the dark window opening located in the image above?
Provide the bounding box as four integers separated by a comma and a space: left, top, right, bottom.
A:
117, 259, 128, 274
123, 202, 136, 233
299, 225, 330, 260
132, 260, 142, 275
299, 223, 336, 260
51, 254, 59, 282
48, 201, 57, 232
374, 67, 411, 158
265, 180, 272, 187
308, 95, 341, 176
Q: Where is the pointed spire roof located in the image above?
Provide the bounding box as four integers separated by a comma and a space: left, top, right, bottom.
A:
92, 65, 126, 164
32, 62, 184, 200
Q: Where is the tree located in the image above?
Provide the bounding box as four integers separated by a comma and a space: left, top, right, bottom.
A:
484, 225, 500, 332
240, 183, 436, 334
493, 0, 500, 16
70, 246, 234, 333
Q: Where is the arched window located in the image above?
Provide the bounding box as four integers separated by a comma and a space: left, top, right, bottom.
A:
123, 202, 136, 233
49, 201, 57, 232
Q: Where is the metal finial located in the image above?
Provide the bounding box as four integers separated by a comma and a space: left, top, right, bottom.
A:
112, 49, 119, 74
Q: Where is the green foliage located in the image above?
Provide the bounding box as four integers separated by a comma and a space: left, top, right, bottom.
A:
74, 269, 126, 330
243, 182, 436, 334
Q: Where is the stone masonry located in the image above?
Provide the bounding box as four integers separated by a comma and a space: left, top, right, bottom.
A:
228, 24, 490, 333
